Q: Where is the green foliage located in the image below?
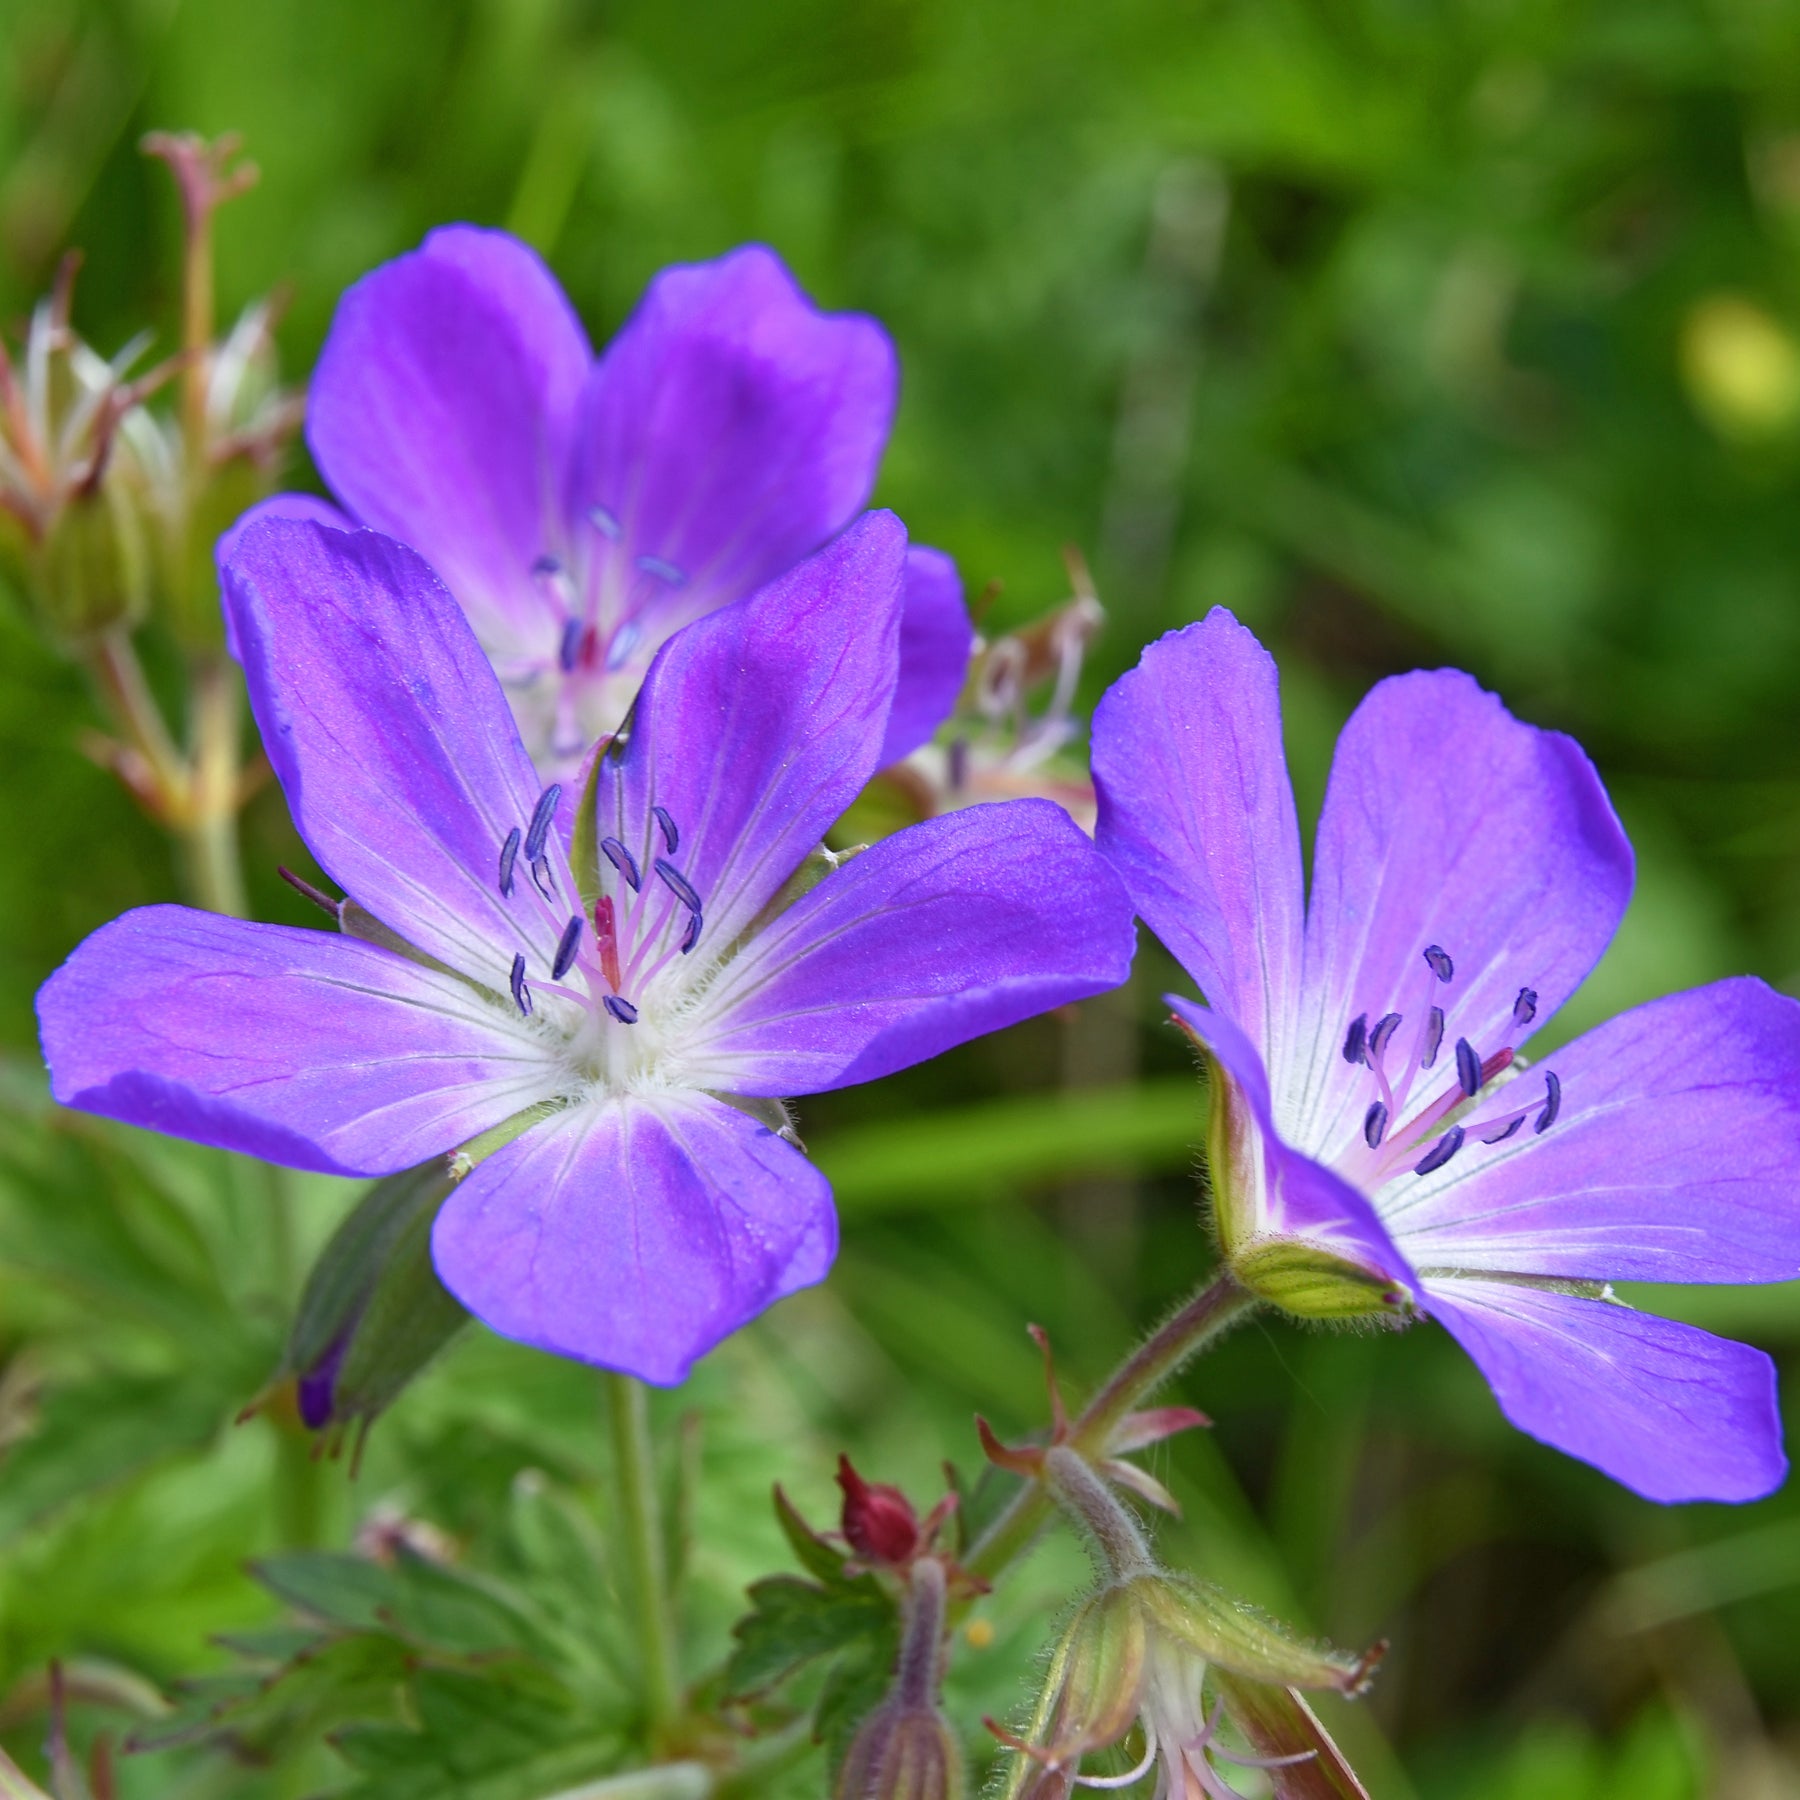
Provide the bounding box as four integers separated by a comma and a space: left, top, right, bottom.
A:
2, 0, 1800, 1794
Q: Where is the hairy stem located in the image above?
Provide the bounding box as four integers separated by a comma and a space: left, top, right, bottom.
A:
604, 1372, 681, 1733
961, 1269, 1258, 1588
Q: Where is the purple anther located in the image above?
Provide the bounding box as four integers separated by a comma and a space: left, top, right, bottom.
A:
601, 837, 641, 890
531, 553, 563, 577
1363, 1101, 1389, 1148
1342, 1013, 1369, 1065
654, 858, 702, 914
1454, 1037, 1482, 1097
523, 784, 563, 860
605, 620, 642, 672
1369, 1012, 1402, 1061
1424, 944, 1454, 983
530, 856, 554, 901
1482, 1115, 1525, 1145
603, 994, 639, 1025
1421, 1005, 1445, 1069
652, 805, 680, 854
558, 618, 584, 673
510, 953, 532, 1017
297, 1333, 348, 1431
1535, 1070, 1562, 1134
498, 827, 521, 897
681, 910, 702, 955
587, 504, 622, 539
552, 914, 583, 980
1414, 1124, 1464, 1176
635, 554, 685, 585
1513, 986, 1538, 1027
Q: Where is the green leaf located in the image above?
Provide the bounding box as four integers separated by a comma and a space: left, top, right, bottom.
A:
251, 1552, 397, 1630
725, 1572, 894, 1698
814, 1631, 899, 1775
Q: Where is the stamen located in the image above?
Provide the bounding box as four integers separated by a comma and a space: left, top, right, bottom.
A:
1421, 1005, 1445, 1068
1363, 1101, 1388, 1148
552, 915, 583, 979
605, 620, 642, 671
558, 618, 584, 673
1535, 1070, 1561, 1133
1342, 1013, 1369, 1065
588, 504, 622, 539
601, 837, 642, 890
524, 784, 563, 861
530, 856, 555, 901
1414, 1125, 1464, 1176
1454, 1038, 1481, 1097
498, 827, 521, 896
1482, 1115, 1524, 1144
1513, 986, 1538, 1026
652, 805, 680, 853
655, 858, 702, 913
681, 910, 702, 955
531, 553, 562, 576
1368, 1012, 1402, 1061
509, 953, 532, 1016
1424, 944, 1454, 983
948, 737, 970, 791
635, 554, 684, 585
603, 994, 639, 1025
277, 864, 339, 917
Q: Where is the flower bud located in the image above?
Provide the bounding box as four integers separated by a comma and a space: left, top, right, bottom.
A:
836, 1698, 964, 1800
0, 261, 155, 645
838, 1455, 924, 1567
276, 1160, 468, 1448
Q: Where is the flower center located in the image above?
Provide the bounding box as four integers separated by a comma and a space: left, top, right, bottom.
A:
489, 780, 707, 1091
501, 509, 699, 759
1334, 942, 1562, 1190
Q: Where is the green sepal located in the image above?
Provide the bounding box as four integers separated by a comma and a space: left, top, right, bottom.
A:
1133, 1571, 1373, 1694
279, 1161, 468, 1433
1229, 1240, 1406, 1322
568, 730, 614, 916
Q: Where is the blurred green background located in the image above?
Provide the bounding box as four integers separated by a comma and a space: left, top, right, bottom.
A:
4, 0, 1800, 1794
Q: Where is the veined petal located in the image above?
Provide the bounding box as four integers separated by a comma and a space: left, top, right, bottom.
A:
882, 545, 973, 766
1295, 670, 1631, 1161
223, 520, 568, 980
689, 798, 1134, 1095
1093, 610, 1305, 1069
567, 244, 895, 624
308, 225, 590, 652
1168, 996, 1417, 1305
1388, 978, 1800, 1284
36, 906, 555, 1176
596, 510, 906, 950
430, 1090, 836, 1385
214, 493, 355, 658
1424, 1275, 1785, 1503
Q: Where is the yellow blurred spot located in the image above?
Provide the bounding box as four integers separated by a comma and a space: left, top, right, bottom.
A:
1680, 295, 1800, 441
965, 1618, 996, 1650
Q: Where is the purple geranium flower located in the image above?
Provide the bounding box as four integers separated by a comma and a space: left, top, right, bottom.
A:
1093, 608, 1800, 1503
240, 227, 970, 776
38, 512, 1132, 1384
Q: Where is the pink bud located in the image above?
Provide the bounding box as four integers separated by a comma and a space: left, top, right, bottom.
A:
837, 1455, 922, 1567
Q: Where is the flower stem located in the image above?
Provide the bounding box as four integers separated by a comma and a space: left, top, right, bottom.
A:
961, 1269, 1258, 1588
604, 1371, 681, 1734
180, 651, 247, 917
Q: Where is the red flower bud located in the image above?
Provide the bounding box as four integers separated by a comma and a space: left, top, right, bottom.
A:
837, 1454, 923, 1567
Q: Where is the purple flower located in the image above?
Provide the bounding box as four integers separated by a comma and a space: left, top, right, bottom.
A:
1092, 608, 1800, 1503
38, 513, 1132, 1385
238, 227, 970, 775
